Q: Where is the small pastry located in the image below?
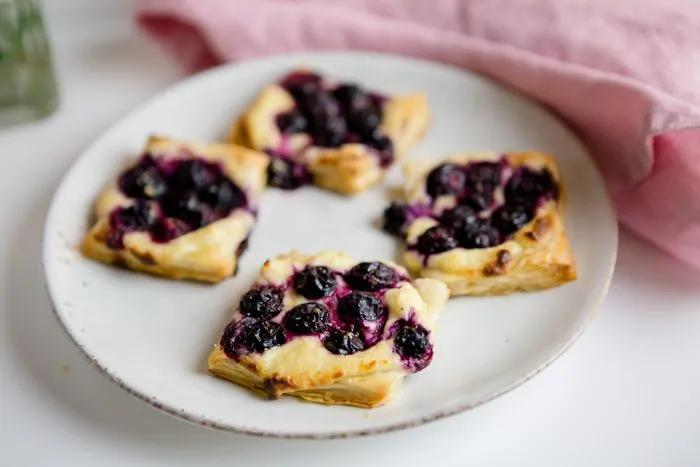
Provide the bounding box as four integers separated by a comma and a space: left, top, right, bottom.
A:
230, 70, 429, 194
81, 135, 267, 282
383, 151, 576, 296
208, 250, 449, 408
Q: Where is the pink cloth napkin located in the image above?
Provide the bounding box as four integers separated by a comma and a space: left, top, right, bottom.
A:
136, 0, 700, 269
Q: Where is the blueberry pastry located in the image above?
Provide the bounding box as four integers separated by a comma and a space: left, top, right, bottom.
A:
81, 135, 268, 282
207, 251, 449, 408
383, 151, 577, 296
229, 70, 429, 195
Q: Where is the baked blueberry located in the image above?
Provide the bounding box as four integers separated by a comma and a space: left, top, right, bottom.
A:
460, 162, 502, 210
367, 132, 394, 167
347, 107, 380, 136
280, 71, 322, 99
313, 115, 347, 147
283, 302, 331, 335
333, 84, 368, 109
323, 329, 365, 355
463, 190, 495, 211
416, 226, 458, 255
267, 155, 312, 189
426, 163, 466, 198
220, 317, 286, 357
110, 203, 149, 231
160, 190, 208, 228
367, 130, 391, 150
150, 217, 191, 243
118, 157, 166, 199
456, 222, 501, 249
440, 205, 478, 232
170, 159, 217, 190
201, 178, 245, 213
505, 168, 558, 208
106, 201, 159, 248
345, 262, 399, 291
116, 201, 157, 229
338, 292, 386, 323
491, 204, 532, 235
464, 162, 502, 190
393, 323, 431, 359
293, 265, 337, 299
276, 110, 308, 134
383, 202, 409, 236
302, 90, 340, 124
219, 320, 245, 357
239, 287, 284, 319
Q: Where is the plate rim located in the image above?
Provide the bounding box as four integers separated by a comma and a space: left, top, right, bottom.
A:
42, 50, 618, 439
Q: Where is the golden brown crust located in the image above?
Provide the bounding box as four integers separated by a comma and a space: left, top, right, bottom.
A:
208, 345, 403, 408
207, 251, 449, 408
381, 93, 430, 157
402, 151, 577, 296
229, 76, 430, 195
304, 145, 382, 195
81, 135, 268, 283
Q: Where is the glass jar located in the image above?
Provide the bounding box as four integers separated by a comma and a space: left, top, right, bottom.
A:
0, 0, 57, 127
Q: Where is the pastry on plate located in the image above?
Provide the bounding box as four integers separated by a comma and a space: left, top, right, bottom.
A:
81, 135, 268, 282
208, 251, 449, 408
230, 70, 429, 194
383, 151, 577, 296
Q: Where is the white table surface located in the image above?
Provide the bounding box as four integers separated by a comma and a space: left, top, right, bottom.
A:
2, 1, 699, 465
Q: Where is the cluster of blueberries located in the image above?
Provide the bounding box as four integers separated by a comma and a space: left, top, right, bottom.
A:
267, 71, 394, 189
383, 160, 559, 255
220, 261, 433, 370
108, 155, 246, 248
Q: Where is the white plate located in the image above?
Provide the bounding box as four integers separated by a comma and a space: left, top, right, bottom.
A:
43, 52, 617, 438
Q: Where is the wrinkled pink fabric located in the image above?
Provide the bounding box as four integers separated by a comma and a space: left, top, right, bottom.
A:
136, 0, 700, 268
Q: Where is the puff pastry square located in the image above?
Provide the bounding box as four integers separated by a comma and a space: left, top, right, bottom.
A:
81, 135, 268, 282
208, 251, 449, 408
229, 70, 429, 195
383, 151, 577, 296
